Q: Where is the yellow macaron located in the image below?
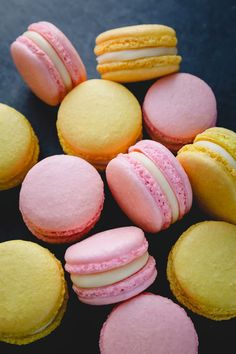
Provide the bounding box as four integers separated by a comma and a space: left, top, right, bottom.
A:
167, 221, 236, 320
94, 24, 181, 82
0, 240, 68, 344
57, 79, 142, 170
0, 103, 39, 190
177, 127, 236, 224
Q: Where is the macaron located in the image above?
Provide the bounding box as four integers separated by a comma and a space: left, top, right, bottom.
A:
65, 226, 157, 305
143, 73, 217, 152
106, 140, 192, 233
11, 21, 87, 105
19, 155, 104, 243
99, 293, 198, 354
0, 240, 67, 345
94, 24, 181, 82
167, 221, 236, 320
57, 79, 142, 170
0, 103, 39, 190
177, 127, 236, 223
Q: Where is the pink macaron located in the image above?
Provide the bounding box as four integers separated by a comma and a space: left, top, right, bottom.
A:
143, 73, 217, 152
106, 140, 192, 233
65, 226, 157, 305
19, 155, 104, 243
11, 21, 87, 105
99, 293, 198, 354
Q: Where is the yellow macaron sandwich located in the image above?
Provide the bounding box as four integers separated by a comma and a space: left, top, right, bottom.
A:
94, 24, 181, 82
0, 240, 67, 344
177, 127, 236, 224
167, 221, 236, 320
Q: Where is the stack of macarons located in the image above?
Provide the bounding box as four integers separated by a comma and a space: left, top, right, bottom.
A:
0, 18, 235, 353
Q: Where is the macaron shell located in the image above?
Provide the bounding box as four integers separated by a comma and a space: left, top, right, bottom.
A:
143, 73, 217, 145
95, 24, 177, 52
29, 21, 87, 85
95, 24, 181, 82
0, 103, 39, 190
19, 155, 104, 242
65, 226, 148, 274
2, 286, 68, 345
21, 201, 103, 244
1, 132, 39, 191
0, 240, 67, 344
167, 221, 236, 320
74, 256, 157, 305
178, 144, 236, 223
194, 127, 236, 157
143, 110, 190, 152
106, 154, 168, 232
130, 140, 192, 217
57, 79, 142, 169
100, 293, 198, 354
97, 56, 181, 83
11, 36, 66, 105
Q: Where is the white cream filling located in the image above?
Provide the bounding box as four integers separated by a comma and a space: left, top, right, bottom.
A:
24, 31, 72, 91
195, 141, 236, 169
30, 315, 55, 335
97, 47, 177, 64
71, 252, 149, 288
130, 151, 179, 223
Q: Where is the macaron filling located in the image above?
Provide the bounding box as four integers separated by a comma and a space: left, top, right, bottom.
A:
195, 140, 236, 169
97, 47, 177, 64
30, 316, 55, 335
130, 140, 192, 216
71, 252, 149, 288
129, 151, 179, 223
23, 31, 72, 91
73, 256, 157, 302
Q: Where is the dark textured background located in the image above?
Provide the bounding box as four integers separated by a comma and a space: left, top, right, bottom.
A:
0, 0, 236, 353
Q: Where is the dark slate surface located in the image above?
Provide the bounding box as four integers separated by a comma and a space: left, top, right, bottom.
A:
0, 0, 235, 353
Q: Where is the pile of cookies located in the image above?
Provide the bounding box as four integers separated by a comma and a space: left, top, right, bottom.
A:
0, 22, 235, 353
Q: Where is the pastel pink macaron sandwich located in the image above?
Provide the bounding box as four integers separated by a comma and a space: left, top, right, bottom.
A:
143, 73, 217, 152
11, 21, 87, 105
100, 293, 198, 354
106, 140, 192, 233
65, 226, 157, 305
19, 155, 104, 243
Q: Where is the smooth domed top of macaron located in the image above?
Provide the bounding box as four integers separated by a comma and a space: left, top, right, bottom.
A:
100, 293, 198, 354
143, 73, 217, 141
65, 226, 148, 273
0, 240, 66, 337
19, 155, 104, 233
